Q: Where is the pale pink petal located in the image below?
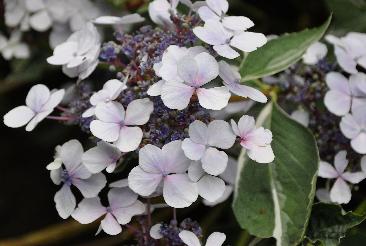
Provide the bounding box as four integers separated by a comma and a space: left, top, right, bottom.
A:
60, 139, 84, 173
113, 200, 145, 224
50, 168, 62, 185
188, 120, 208, 145
206, 232, 226, 246
25, 110, 51, 132
161, 82, 195, 110
26, 84, 50, 112
101, 213, 122, 235
342, 172, 365, 184
108, 187, 138, 209
325, 72, 350, 94
324, 90, 351, 116
196, 86, 230, 110
114, 126, 143, 152
95, 102, 125, 123
72, 197, 106, 224
247, 145, 275, 164
109, 179, 129, 188
47, 42, 78, 65
206, 0, 229, 15
147, 80, 165, 96
340, 114, 361, 139
334, 46, 358, 74
163, 174, 198, 208
124, 98, 154, 125
90, 121, 121, 142
197, 6, 219, 22
139, 144, 165, 174
194, 52, 219, 86
177, 56, 199, 85
150, 224, 163, 239
222, 16, 254, 31
193, 20, 232, 46
162, 140, 191, 173
73, 173, 106, 198
334, 151, 348, 174
70, 164, 92, 180
188, 161, 205, 182
207, 120, 236, 149
330, 178, 351, 204
213, 44, 240, 59
318, 161, 338, 178
182, 138, 206, 161
302, 42, 328, 65
54, 185, 76, 219
230, 32, 267, 53
203, 185, 233, 206
29, 10, 52, 31
3, 106, 35, 128
201, 148, 228, 176
351, 132, 366, 154
178, 230, 200, 246
236, 115, 256, 137
197, 175, 225, 202
42, 89, 65, 110
291, 109, 310, 127
103, 79, 127, 100
128, 166, 163, 196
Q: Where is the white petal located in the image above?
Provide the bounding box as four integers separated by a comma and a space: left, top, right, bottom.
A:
247, 145, 275, 164
361, 156, 366, 173
112, 200, 145, 224
203, 185, 233, 206
139, 144, 165, 173
302, 42, 328, 65
334, 46, 358, 74
219, 157, 238, 185
188, 120, 208, 144
206, 232, 226, 246
315, 188, 331, 203
197, 6, 220, 22
324, 90, 351, 116
213, 44, 240, 59
147, 80, 165, 96
26, 84, 50, 112
334, 151, 348, 174
29, 10, 52, 32
235, 115, 256, 137
326, 72, 350, 93
193, 52, 219, 86
182, 138, 206, 160
114, 126, 143, 152
71, 164, 92, 180
94, 14, 145, 25
95, 102, 125, 123
128, 166, 163, 196
179, 230, 201, 246
207, 120, 236, 149
43, 89, 65, 110
25, 110, 51, 132
90, 121, 121, 142
340, 114, 360, 139
351, 132, 366, 154
60, 139, 84, 173
109, 179, 129, 188
72, 197, 106, 224
125, 98, 154, 125
3, 106, 34, 128
50, 168, 62, 185
101, 213, 122, 235
206, 0, 229, 15
108, 187, 138, 208
222, 16, 254, 31
291, 109, 310, 127
197, 86, 230, 110
47, 41, 78, 65
82, 107, 95, 118
161, 82, 195, 110
230, 32, 267, 53
318, 161, 338, 178
83, 142, 121, 173
197, 175, 225, 202
330, 178, 351, 204
342, 172, 365, 184
162, 140, 191, 173
103, 79, 127, 100
163, 174, 198, 208
54, 185, 76, 219
150, 224, 163, 239
188, 161, 205, 182
193, 20, 232, 46
201, 148, 228, 176
73, 173, 106, 198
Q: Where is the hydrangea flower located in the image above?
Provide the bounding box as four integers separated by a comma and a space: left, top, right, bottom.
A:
340, 108, 366, 154
231, 115, 274, 163
326, 32, 366, 74
82, 79, 127, 117
302, 41, 328, 65
179, 230, 226, 246
72, 187, 145, 235
128, 140, 198, 208
90, 99, 154, 152
218, 61, 267, 103
3, 84, 64, 131
82, 141, 122, 173
158, 50, 231, 110
47, 22, 100, 80
0, 31, 30, 60
324, 72, 366, 116
318, 151, 365, 204
182, 120, 236, 176
48, 139, 107, 218
148, 0, 177, 27
4, 0, 30, 31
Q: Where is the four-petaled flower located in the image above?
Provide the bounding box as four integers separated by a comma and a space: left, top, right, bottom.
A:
3, 84, 64, 131
179, 230, 226, 246
231, 115, 274, 163
302, 41, 328, 65
340, 108, 366, 154
318, 151, 365, 204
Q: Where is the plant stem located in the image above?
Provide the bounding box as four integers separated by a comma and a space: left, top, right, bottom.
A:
173, 207, 177, 223
46, 116, 75, 121
146, 198, 152, 228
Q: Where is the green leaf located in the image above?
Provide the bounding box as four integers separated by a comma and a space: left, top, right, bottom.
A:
232, 102, 319, 246
239, 15, 332, 81
306, 203, 366, 246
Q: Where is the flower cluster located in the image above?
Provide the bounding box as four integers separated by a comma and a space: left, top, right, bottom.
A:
3, 0, 274, 243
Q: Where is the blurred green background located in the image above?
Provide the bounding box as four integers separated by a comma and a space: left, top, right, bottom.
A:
0, 0, 365, 245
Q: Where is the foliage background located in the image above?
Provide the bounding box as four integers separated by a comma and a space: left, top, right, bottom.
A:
0, 0, 365, 245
